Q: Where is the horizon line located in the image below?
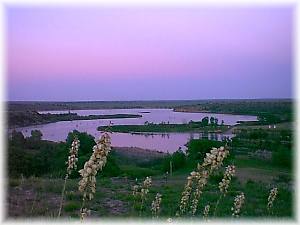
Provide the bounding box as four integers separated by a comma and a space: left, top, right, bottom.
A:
7, 97, 293, 103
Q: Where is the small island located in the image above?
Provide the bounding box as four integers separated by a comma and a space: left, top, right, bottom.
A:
98, 116, 231, 133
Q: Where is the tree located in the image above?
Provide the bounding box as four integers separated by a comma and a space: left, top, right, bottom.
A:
10, 130, 25, 146
186, 139, 234, 167
186, 139, 222, 162
30, 130, 43, 142
201, 117, 209, 126
163, 149, 186, 172
66, 130, 95, 155
215, 118, 219, 126
26, 130, 43, 149
210, 117, 215, 126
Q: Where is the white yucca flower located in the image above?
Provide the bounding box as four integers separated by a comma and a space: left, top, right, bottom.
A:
141, 176, 152, 199
190, 170, 209, 215
132, 176, 152, 216
179, 171, 199, 214
66, 138, 80, 175
78, 133, 111, 201
58, 137, 80, 218
78, 132, 111, 219
132, 185, 140, 197
182, 146, 229, 216
151, 193, 162, 217
178, 146, 230, 216
219, 165, 235, 195
80, 207, 91, 221
203, 204, 210, 219
267, 187, 278, 210
201, 146, 229, 171
231, 192, 245, 217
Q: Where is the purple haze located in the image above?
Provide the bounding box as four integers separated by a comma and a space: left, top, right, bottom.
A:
6, 6, 293, 101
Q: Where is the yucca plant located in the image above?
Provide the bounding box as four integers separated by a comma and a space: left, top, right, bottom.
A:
78, 132, 111, 220
58, 137, 80, 218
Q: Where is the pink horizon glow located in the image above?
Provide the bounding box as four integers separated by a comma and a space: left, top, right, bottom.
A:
7, 7, 293, 101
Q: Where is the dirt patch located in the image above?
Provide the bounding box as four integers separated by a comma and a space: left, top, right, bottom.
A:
113, 147, 167, 158
236, 167, 289, 184
102, 198, 128, 215
7, 186, 61, 218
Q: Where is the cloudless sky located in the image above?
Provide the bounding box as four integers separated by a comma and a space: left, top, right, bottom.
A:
6, 6, 293, 101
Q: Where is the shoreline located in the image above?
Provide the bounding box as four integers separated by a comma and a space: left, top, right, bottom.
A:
173, 108, 258, 117
8, 111, 142, 129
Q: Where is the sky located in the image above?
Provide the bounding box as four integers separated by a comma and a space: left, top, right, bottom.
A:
6, 6, 293, 101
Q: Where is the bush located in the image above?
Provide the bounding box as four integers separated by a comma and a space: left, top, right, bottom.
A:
272, 146, 292, 169
163, 150, 186, 172
66, 130, 95, 155
101, 151, 122, 177
186, 139, 224, 165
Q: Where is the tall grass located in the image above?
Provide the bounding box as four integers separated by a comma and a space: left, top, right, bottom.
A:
55, 134, 281, 220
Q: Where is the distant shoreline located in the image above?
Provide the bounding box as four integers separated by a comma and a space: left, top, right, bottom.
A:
7, 99, 291, 112
8, 111, 142, 129
172, 108, 258, 116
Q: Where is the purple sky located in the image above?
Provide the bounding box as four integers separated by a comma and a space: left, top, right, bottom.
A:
6, 6, 293, 101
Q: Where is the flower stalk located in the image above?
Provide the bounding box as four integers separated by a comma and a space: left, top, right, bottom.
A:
58, 137, 80, 218
78, 132, 111, 219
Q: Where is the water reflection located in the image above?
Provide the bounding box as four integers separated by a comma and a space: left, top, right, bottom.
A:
11, 108, 255, 153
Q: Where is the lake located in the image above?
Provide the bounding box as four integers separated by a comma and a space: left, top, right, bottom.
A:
12, 108, 257, 152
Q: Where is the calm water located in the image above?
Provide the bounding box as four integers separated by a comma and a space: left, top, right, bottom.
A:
12, 108, 257, 152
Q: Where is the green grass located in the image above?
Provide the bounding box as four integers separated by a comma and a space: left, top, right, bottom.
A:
64, 201, 80, 212
120, 165, 161, 178
234, 156, 291, 173
7, 169, 293, 219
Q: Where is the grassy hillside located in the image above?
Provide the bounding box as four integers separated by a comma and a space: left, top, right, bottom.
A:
6, 127, 293, 219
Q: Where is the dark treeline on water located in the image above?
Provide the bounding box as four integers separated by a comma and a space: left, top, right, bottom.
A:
8, 99, 292, 112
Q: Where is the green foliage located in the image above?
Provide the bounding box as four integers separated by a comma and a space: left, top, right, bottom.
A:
8, 130, 121, 178
163, 150, 186, 172
174, 100, 292, 123
120, 165, 160, 178
101, 151, 122, 177
185, 139, 235, 169
10, 130, 25, 146
258, 113, 281, 124
8, 145, 53, 177
30, 130, 43, 141
201, 117, 209, 126
272, 146, 292, 169
64, 202, 80, 212
186, 139, 223, 162
66, 130, 95, 155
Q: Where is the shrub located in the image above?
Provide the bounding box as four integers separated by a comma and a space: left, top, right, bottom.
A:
64, 202, 80, 212
272, 146, 292, 169
186, 139, 223, 162
163, 150, 186, 172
